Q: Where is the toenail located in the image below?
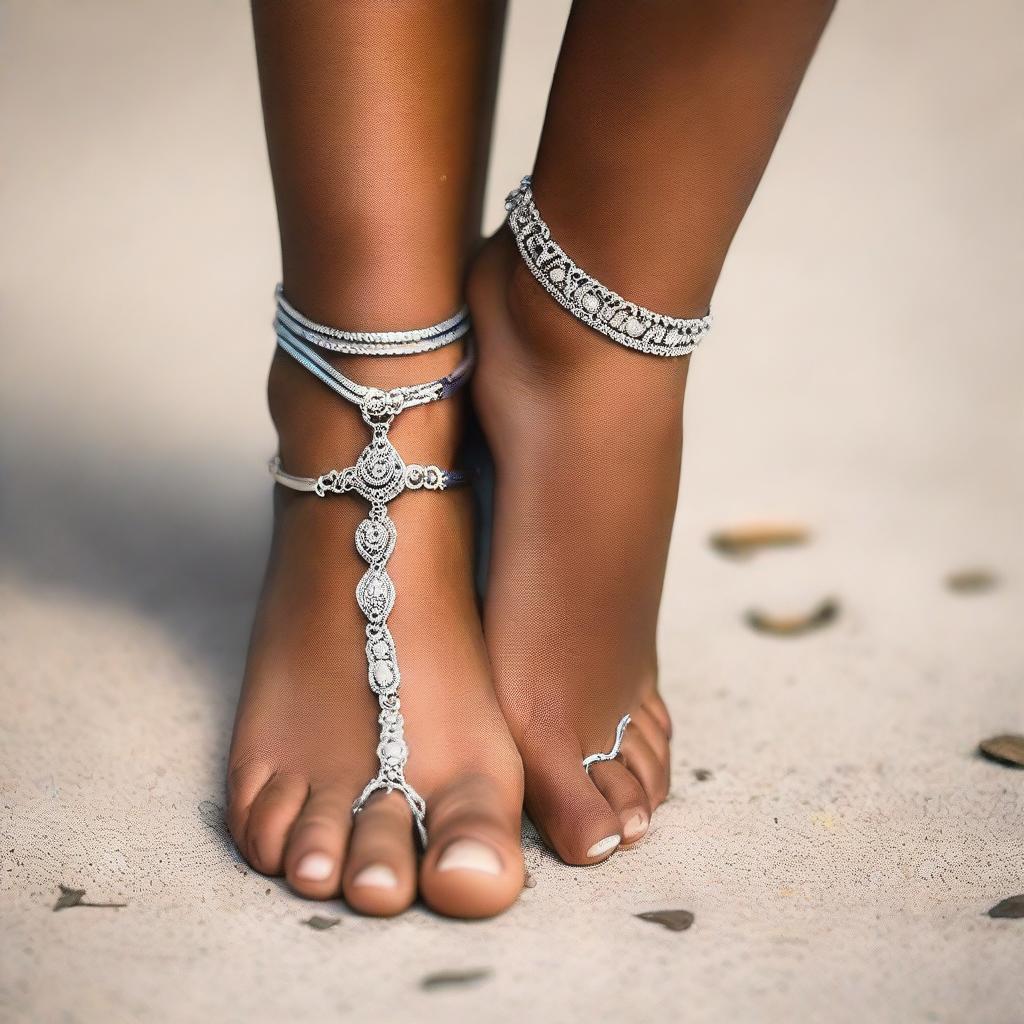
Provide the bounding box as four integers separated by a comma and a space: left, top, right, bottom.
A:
295, 852, 334, 882
586, 834, 621, 859
436, 839, 503, 876
352, 864, 398, 890
623, 812, 648, 841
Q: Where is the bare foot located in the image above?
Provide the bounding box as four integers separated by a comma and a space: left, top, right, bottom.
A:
468, 230, 678, 865
227, 340, 524, 918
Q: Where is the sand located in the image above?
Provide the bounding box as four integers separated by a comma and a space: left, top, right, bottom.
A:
2, 2, 1023, 1021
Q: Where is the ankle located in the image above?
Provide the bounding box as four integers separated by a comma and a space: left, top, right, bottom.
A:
267, 343, 466, 478
470, 229, 691, 410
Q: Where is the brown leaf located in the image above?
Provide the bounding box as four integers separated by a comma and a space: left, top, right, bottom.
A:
946, 569, 998, 594
978, 734, 1024, 768
53, 885, 126, 911
303, 915, 340, 931
692, 768, 713, 782
197, 800, 225, 831
421, 968, 492, 991
710, 523, 810, 559
987, 895, 1024, 919
636, 909, 695, 932
746, 598, 839, 637
53, 886, 86, 911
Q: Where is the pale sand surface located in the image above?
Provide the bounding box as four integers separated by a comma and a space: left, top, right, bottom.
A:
2, 2, 1023, 1021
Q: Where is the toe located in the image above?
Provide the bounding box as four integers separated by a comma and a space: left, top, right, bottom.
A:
523, 743, 623, 866
226, 761, 273, 846
632, 706, 671, 780
587, 759, 651, 847
341, 792, 417, 917
237, 770, 309, 875
282, 783, 352, 899
644, 692, 673, 739
419, 775, 523, 919
620, 727, 670, 808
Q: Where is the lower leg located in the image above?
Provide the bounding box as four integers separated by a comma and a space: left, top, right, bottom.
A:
471, 0, 834, 863
229, 0, 524, 919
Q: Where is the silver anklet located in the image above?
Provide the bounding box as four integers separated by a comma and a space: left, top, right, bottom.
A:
269, 288, 473, 846
275, 285, 470, 356
505, 176, 712, 357
582, 714, 632, 773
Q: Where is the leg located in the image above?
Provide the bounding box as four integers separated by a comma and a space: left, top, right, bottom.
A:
470, 0, 834, 863
229, 0, 524, 919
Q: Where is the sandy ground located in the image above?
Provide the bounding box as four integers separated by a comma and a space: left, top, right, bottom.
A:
2, 2, 1023, 1022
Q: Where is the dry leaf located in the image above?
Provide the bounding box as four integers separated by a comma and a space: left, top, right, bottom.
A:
987, 895, 1024, 919
946, 569, 998, 594
303, 915, 340, 930
53, 886, 86, 911
421, 969, 492, 991
53, 885, 126, 911
636, 909, 695, 932
197, 800, 223, 827
692, 768, 713, 782
710, 523, 810, 559
978, 734, 1024, 768
746, 598, 839, 637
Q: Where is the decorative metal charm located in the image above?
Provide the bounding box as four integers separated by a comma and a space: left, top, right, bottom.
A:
342, 396, 426, 840
505, 176, 712, 357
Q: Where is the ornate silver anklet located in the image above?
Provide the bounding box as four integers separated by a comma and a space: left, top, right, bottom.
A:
269, 288, 473, 846
505, 176, 712, 357
275, 284, 471, 356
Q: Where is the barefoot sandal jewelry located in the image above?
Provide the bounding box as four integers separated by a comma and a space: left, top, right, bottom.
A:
268, 290, 473, 846
507, 175, 710, 767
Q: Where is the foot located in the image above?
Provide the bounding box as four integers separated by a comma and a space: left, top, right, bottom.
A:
468, 230, 679, 865
227, 336, 524, 918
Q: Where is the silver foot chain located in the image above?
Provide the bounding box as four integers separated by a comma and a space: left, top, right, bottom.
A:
270, 289, 475, 849
582, 714, 632, 773
347, 392, 429, 845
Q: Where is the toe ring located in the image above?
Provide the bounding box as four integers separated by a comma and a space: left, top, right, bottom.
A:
582, 714, 632, 772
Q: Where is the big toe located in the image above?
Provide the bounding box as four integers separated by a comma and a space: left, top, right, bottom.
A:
587, 759, 651, 847
522, 742, 623, 866
419, 775, 524, 919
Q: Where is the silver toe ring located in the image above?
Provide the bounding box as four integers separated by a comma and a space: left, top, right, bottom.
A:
582, 714, 631, 772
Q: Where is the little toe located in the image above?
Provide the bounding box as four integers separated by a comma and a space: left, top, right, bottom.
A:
340, 792, 417, 917
644, 692, 673, 739
419, 775, 524, 919
238, 771, 309, 876
225, 761, 274, 849
632, 706, 671, 776
587, 759, 651, 847
620, 727, 671, 808
523, 744, 623, 866
283, 783, 352, 900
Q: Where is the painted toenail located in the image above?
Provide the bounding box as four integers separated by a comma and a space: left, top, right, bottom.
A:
295, 852, 334, 882
586, 834, 621, 859
436, 839, 502, 876
623, 812, 648, 841
352, 864, 398, 889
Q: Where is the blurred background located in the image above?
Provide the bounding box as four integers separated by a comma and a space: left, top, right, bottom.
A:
2, 2, 1022, 1022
